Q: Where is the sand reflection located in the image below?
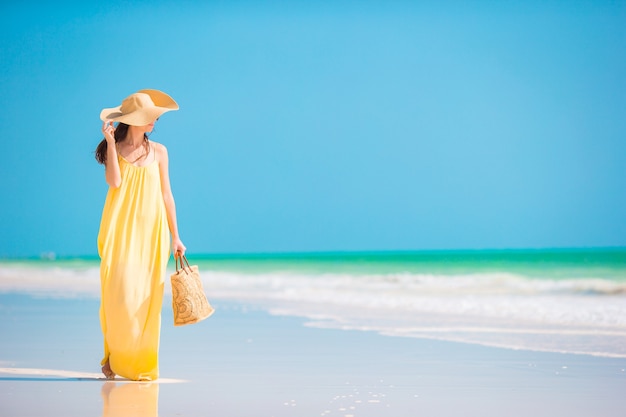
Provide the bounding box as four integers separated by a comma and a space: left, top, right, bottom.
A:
101, 381, 159, 417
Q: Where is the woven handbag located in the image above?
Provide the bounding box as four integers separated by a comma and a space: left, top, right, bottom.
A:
170, 254, 214, 326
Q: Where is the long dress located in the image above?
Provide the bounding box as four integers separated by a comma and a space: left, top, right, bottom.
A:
97, 146, 170, 381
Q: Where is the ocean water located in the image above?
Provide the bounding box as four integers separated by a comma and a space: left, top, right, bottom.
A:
1, 248, 625, 357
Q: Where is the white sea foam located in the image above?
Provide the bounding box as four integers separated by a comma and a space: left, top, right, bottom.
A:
0, 265, 101, 297
0, 367, 185, 382
202, 270, 626, 357
202, 271, 626, 325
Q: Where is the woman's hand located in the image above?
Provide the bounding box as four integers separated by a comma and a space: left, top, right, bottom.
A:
173, 238, 187, 258
102, 121, 116, 144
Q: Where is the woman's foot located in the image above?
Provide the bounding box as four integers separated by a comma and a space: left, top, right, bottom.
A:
101, 361, 115, 380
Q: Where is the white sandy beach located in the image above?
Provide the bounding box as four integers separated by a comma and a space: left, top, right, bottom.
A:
1, 293, 625, 417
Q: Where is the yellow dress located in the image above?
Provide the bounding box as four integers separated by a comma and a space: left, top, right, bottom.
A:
97, 147, 170, 381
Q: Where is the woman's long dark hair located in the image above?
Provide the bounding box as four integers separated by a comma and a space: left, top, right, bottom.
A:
95, 123, 149, 164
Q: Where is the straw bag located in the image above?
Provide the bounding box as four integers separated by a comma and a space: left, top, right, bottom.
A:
170, 254, 214, 326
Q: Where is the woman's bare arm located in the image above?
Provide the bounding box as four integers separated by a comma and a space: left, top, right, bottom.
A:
102, 121, 122, 187
156, 142, 186, 256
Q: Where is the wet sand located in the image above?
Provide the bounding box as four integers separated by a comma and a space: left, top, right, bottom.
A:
1, 294, 625, 417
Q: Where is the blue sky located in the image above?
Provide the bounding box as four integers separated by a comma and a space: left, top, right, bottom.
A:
1, 0, 625, 258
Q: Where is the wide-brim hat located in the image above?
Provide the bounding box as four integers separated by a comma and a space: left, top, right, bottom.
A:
100, 89, 179, 126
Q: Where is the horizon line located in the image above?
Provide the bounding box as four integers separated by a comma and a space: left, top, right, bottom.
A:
2, 245, 626, 262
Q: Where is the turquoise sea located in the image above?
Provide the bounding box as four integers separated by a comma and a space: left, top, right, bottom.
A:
192, 247, 626, 279
11, 246, 625, 279
1, 248, 625, 357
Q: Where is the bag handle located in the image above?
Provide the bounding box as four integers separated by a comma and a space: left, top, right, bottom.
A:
175, 252, 192, 274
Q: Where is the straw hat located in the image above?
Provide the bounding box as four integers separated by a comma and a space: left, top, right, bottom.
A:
100, 89, 179, 126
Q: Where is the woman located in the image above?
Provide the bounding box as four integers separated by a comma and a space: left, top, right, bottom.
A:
95, 89, 186, 381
